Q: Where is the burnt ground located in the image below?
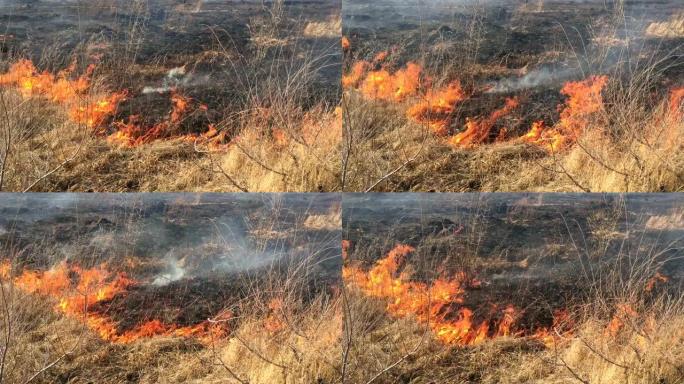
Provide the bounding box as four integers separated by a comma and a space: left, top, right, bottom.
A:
0, 0, 341, 137
343, 193, 684, 329
343, 0, 684, 138
0, 193, 341, 331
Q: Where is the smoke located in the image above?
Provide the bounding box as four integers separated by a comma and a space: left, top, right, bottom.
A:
142, 66, 190, 94
487, 66, 579, 93
141, 67, 211, 95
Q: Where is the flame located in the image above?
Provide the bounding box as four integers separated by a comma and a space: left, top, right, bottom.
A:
1, 260, 228, 344
645, 271, 669, 292
359, 62, 422, 102
344, 244, 563, 346
523, 76, 608, 152
0, 59, 125, 129
341, 36, 350, 51
449, 97, 519, 147
406, 81, 467, 135
107, 91, 213, 147
342, 61, 369, 89
0, 59, 228, 148
373, 51, 389, 63
531, 309, 574, 348
264, 298, 286, 333
668, 86, 684, 121
605, 303, 638, 337
342, 240, 350, 261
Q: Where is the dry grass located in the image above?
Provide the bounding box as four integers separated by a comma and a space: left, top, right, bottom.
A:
342, 1, 684, 192
343, 76, 684, 193
341, 202, 684, 383
0, 1, 341, 192
343, 267, 684, 383
0, 287, 341, 384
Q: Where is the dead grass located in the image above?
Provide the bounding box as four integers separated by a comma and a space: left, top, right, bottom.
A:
342, 275, 684, 384
0, 274, 342, 383
0, 0, 341, 192
343, 87, 684, 192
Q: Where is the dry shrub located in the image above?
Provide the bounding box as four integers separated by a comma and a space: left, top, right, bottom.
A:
646, 13, 684, 38
557, 311, 684, 384
303, 16, 342, 38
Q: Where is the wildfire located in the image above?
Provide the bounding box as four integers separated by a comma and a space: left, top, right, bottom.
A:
406, 81, 467, 135
0, 59, 230, 149
264, 297, 286, 333
0, 59, 126, 129
342, 61, 370, 89
645, 271, 669, 292
343, 244, 570, 347
342, 36, 351, 51
605, 303, 639, 337
107, 91, 194, 147
1, 260, 228, 344
523, 75, 609, 152
448, 97, 519, 147
359, 62, 423, 102
344, 54, 617, 153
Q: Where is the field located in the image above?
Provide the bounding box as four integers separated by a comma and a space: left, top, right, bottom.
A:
342, 0, 684, 192
0, 0, 341, 192
342, 193, 684, 383
0, 193, 342, 383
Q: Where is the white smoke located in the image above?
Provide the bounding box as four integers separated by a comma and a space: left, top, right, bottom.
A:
142, 66, 191, 94
487, 66, 579, 93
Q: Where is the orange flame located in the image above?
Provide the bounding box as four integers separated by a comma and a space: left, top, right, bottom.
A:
264, 297, 286, 333
449, 97, 520, 147
605, 303, 638, 337
645, 271, 669, 292
0, 59, 125, 129
523, 76, 608, 152
107, 91, 196, 147
406, 81, 467, 135
342, 61, 369, 89
359, 62, 422, 102
0, 59, 228, 148
373, 51, 389, 63
343, 244, 562, 346
2, 260, 228, 344
341, 36, 351, 51
668, 87, 684, 121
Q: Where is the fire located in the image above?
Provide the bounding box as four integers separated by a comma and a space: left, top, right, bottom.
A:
342, 61, 369, 89
1, 260, 228, 344
106, 91, 218, 148
344, 244, 566, 346
668, 86, 684, 120
449, 97, 519, 147
645, 271, 669, 292
344, 54, 616, 153
605, 303, 638, 337
0, 59, 125, 129
523, 76, 609, 152
264, 297, 286, 333
342, 36, 351, 51
359, 62, 422, 102
0, 59, 230, 149
373, 51, 389, 63
406, 81, 467, 135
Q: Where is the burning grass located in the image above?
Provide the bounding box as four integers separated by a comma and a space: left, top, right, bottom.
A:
0, 193, 344, 383
341, 194, 684, 383
342, 0, 684, 192
0, 0, 341, 192
0, 276, 342, 384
